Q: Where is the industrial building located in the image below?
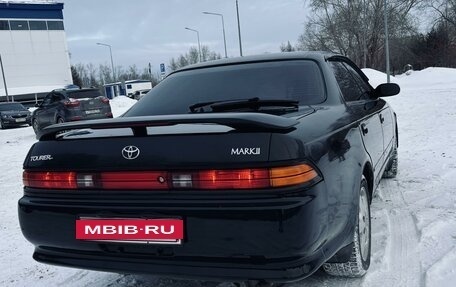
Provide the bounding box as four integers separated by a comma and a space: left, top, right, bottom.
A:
0, 1, 72, 104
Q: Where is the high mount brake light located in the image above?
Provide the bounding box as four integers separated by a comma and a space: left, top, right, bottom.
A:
23, 164, 319, 190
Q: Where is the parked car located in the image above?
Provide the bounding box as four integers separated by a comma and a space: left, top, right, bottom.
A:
132, 89, 151, 100
19, 52, 399, 285
0, 102, 31, 129
31, 88, 113, 135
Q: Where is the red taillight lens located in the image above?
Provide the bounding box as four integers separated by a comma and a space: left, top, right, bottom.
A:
64, 99, 80, 107
101, 171, 169, 190
194, 169, 270, 189
23, 164, 320, 190
23, 171, 77, 189
100, 97, 109, 104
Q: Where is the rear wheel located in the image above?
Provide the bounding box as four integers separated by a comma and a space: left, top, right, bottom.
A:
57, 117, 64, 124
323, 176, 371, 277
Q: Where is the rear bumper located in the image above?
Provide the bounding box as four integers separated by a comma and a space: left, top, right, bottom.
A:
18, 183, 330, 282
1, 118, 30, 127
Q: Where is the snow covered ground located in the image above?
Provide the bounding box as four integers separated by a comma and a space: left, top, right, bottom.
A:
1, 68, 455, 287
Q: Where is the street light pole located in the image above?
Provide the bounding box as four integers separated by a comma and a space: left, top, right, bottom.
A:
185, 27, 202, 62
236, 0, 243, 56
96, 42, 115, 82
0, 53, 9, 102
203, 12, 228, 58
384, 0, 391, 83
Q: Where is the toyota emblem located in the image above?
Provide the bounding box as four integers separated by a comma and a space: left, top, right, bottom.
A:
122, 145, 140, 160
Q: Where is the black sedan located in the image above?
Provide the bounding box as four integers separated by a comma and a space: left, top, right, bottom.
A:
19, 52, 399, 285
0, 102, 31, 129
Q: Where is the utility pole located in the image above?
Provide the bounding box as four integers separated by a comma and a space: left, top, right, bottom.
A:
0, 53, 9, 102
384, 0, 390, 83
185, 27, 202, 62
236, 0, 243, 56
363, 0, 367, 68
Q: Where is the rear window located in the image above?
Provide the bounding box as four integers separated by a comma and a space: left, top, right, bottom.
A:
67, 90, 103, 99
124, 60, 325, 116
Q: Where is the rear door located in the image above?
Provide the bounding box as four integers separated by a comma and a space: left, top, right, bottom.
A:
35, 93, 59, 128
330, 60, 385, 177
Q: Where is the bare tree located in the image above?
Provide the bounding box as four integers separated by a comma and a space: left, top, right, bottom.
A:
299, 0, 424, 69
426, 0, 456, 27
168, 45, 221, 71
280, 41, 296, 52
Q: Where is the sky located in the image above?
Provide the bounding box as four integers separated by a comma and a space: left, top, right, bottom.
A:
62, 0, 309, 73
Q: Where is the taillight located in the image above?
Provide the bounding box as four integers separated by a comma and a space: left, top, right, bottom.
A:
23, 171, 77, 189
193, 169, 270, 189
23, 164, 320, 190
64, 99, 80, 107
101, 171, 169, 189
270, 164, 319, 187
100, 97, 109, 104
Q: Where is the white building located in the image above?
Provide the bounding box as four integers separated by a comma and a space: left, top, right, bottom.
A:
104, 80, 152, 99
0, 1, 72, 103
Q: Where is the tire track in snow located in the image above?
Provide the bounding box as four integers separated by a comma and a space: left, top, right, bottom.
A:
375, 179, 423, 287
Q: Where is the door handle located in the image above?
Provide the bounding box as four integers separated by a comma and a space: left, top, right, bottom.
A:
361, 123, 368, 135
379, 114, 385, 124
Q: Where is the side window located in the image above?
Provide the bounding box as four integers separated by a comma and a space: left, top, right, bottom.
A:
51, 93, 64, 103
330, 61, 363, 102
342, 63, 372, 100
41, 94, 53, 106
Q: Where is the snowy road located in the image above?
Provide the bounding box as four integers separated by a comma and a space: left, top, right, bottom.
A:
1, 68, 455, 287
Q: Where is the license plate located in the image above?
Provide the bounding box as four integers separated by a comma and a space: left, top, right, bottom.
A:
76, 218, 184, 244
16, 118, 26, 122
85, 109, 100, 115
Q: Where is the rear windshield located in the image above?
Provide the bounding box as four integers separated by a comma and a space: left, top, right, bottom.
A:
67, 90, 102, 99
124, 60, 325, 116
0, 103, 27, 111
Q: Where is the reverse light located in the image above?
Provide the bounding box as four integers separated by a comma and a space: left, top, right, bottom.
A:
23, 163, 320, 191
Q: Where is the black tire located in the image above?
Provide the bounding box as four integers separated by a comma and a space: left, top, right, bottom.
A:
0, 120, 4, 129
323, 176, 371, 277
57, 117, 65, 124
383, 144, 398, 178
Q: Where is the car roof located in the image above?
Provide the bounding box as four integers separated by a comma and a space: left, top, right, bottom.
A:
170, 51, 339, 75
0, 102, 23, 106
52, 88, 100, 94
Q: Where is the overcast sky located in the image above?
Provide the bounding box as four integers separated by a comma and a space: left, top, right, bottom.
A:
62, 0, 308, 73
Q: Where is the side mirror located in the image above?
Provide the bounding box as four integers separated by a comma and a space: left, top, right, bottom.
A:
375, 83, 400, 97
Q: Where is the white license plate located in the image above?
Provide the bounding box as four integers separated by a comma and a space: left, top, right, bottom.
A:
85, 109, 100, 115
16, 118, 26, 122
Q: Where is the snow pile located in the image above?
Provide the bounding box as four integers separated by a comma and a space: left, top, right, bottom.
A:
398, 67, 456, 87
361, 68, 398, 88
1, 68, 456, 286
109, 96, 137, 117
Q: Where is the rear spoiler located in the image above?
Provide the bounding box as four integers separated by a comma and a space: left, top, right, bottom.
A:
38, 113, 300, 141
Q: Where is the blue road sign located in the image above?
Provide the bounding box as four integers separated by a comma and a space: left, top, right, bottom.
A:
160, 63, 165, 74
